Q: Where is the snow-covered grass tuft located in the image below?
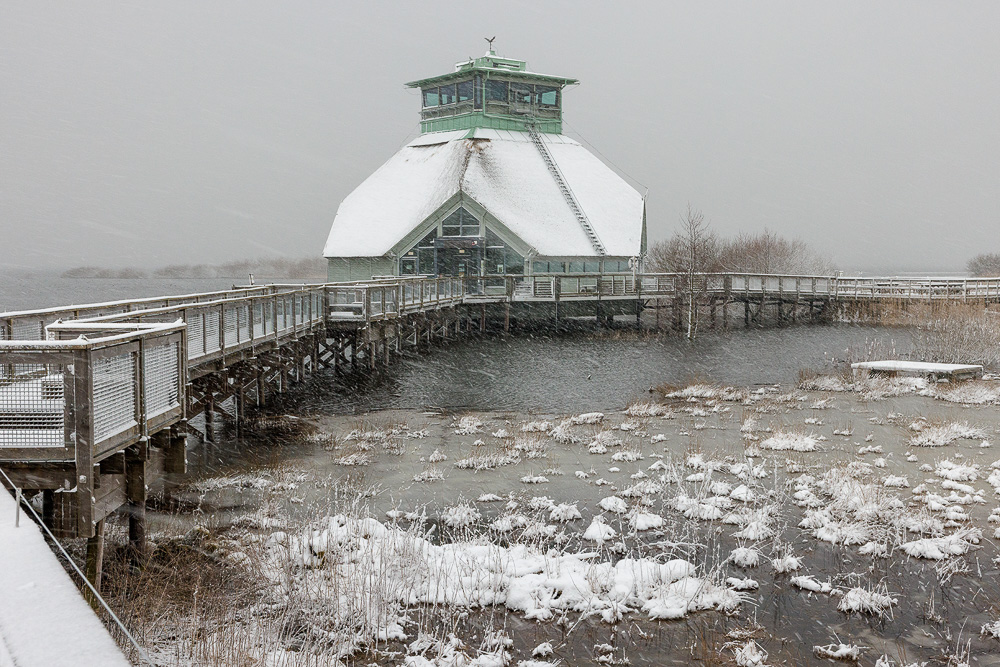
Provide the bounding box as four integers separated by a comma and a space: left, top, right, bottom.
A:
759, 432, 819, 452
837, 585, 897, 618
900, 528, 981, 560
814, 643, 864, 662
441, 503, 481, 528
982, 620, 1000, 639
909, 422, 986, 448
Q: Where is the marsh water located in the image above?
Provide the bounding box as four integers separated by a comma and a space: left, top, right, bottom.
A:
161, 322, 1000, 665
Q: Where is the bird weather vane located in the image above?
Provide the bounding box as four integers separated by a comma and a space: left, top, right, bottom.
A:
485, 36, 496, 51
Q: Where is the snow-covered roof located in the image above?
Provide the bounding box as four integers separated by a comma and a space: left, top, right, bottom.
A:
323, 129, 644, 259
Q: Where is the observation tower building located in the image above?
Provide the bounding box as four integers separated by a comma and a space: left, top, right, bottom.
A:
323, 50, 646, 283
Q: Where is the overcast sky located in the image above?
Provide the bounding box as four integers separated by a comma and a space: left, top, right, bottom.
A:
1, 1, 997, 274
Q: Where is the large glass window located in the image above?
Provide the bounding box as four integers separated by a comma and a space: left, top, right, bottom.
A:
485, 230, 524, 275
441, 207, 480, 237
415, 230, 437, 274
440, 83, 456, 105
511, 83, 533, 106
537, 85, 559, 107
474, 75, 483, 109
486, 80, 508, 102
422, 87, 439, 107
457, 80, 473, 103
533, 261, 566, 273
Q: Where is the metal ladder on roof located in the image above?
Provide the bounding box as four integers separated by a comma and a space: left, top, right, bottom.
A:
525, 123, 607, 256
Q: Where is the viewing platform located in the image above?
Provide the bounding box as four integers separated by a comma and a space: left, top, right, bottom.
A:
851, 360, 985, 381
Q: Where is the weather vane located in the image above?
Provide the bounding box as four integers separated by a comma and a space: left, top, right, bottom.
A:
485, 36, 496, 51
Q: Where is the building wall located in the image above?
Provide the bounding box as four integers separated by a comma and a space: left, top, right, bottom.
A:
327, 257, 396, 283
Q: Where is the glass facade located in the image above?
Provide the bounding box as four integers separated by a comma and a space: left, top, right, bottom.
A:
486, 80, 509, 102
485, 230, 524, 275
441, 207, 480, 237
399, 220, 528, 277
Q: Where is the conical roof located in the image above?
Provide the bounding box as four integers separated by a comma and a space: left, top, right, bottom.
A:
323, 129, 644, 259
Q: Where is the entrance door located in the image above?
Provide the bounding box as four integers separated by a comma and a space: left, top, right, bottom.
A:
437, 247, 481, 278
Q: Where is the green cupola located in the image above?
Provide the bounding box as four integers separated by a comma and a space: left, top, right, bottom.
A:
405, 50, 578, 135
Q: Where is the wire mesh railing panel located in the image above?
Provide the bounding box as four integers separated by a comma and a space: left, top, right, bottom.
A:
93, 352, 137, 443
186, 313, 204, 359
223, 306, 238, 347
12, 319, 44, 341
265, 301, 274, 335
238, 305, 250, 342
253, 303, 263, 339
204, 310, 221, 353
0, 367, 66, 448
143, 341, 180, 417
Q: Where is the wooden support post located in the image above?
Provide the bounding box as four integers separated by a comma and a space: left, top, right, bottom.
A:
504, 303, 510, 333
43, 489, 54, 527
255, 371, 265, 406
655, 300, 661, 330
205, 393, 215, 443
125, 444, 147, 564
236, 381, 246, 435
165, 432, 187, 474
480, 304, 486, 333
84, 519, 105, 608
722, 300, 729, 329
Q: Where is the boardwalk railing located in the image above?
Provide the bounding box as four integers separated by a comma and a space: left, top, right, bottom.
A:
0, 285, 305, 343
462, 273, 840, 301
0, 321, 185, 534
831, 277, 1000, 300
65, 286, 329, 372
327, 277, 464, 322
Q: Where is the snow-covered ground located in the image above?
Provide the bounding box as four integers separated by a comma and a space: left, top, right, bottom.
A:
127, 377, 1000, 665
0, 489, 131, 667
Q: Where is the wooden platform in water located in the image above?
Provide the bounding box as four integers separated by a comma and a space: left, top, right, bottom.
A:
851, 360, 984, 381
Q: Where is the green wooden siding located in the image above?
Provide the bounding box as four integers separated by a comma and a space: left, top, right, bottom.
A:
421, 112, 561, 135
327, 257, 396, 282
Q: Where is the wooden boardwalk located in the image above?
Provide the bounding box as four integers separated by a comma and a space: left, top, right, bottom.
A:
1, 271, 999, 591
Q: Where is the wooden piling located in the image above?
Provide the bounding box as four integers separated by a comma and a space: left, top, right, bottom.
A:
125, 444, 147, 564
84, 519, 105, 608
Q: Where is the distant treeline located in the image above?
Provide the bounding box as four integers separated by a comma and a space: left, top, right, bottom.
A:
61, 257, 327, 280
968, 253, 1000, 277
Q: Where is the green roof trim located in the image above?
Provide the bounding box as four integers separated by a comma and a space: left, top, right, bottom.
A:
405, 51, 578, 89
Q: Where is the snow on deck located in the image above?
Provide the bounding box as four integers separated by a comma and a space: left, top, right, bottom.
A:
323, 130, 644, 258
0, 490, 131, 667
852, 361, 984, 378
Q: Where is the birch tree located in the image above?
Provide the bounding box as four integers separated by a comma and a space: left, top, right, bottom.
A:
679, 205, 716, 339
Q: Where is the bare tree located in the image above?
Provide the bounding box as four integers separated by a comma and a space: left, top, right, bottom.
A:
717, 228, 834, 275
967, 253, 1000, 277
678, 205, 717, 339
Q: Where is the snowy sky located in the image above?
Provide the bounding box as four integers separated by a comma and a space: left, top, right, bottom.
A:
1, 1, 997, 274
